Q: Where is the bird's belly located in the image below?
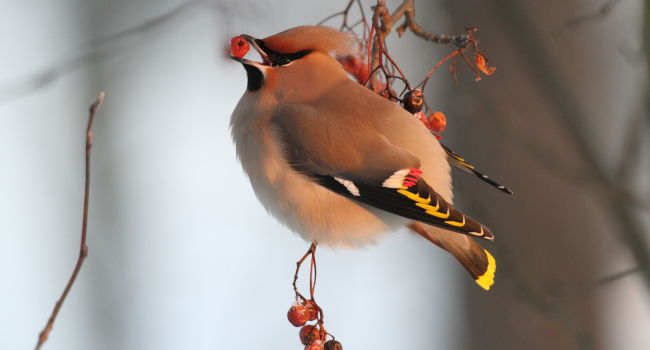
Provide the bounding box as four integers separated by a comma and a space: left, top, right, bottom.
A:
235, 127, 405, 248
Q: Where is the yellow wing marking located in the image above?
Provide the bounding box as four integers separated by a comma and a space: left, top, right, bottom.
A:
397, 188, 431, 204
397, 187, 449, 219
444, 216, 466, 227
426, 208, 450, 219
458, 159, 475, 169
449, 154, 475, 169
415, 202, 439, 211
475, 249, 496, 291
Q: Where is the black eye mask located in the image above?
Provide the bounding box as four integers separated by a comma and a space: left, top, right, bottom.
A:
255, 39, 311, 66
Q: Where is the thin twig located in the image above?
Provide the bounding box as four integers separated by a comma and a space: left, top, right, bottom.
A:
395, 0, 468, 46
417, 50, 461, 92
0, 1, 200, 102
34, 91, 105, 350
335, 0, 369, 47
292, 243, 317, 301
317, 11, 347, 26
291, 243, 332, 340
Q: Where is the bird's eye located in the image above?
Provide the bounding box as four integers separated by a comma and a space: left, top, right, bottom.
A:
275, 55, 292, 66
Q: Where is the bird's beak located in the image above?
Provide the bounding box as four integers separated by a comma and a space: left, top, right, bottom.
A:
230, 34, 271, 66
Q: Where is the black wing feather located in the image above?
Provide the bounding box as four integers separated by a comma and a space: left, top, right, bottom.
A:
442, 144, 514, 195
314, 174, 494, 240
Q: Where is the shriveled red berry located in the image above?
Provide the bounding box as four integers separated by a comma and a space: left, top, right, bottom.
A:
304, 300, 319, 321
288, 304, 310, 327
230, 36, 250, 58
413, 111, 430, 129
403, 90, 424, 114
428, 111, 447, 132
305, 340, 325, 350
300, 325, 322, 345
324, 340, 343, 350
474, 53, 496, 76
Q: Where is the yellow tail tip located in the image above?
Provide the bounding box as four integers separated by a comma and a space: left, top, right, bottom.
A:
475, 249, 496, 291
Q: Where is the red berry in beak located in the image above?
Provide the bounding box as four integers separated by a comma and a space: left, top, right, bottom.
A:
230, 36, 250, 58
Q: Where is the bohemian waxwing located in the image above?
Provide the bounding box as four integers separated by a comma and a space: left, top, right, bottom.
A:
230, 25, 498, 290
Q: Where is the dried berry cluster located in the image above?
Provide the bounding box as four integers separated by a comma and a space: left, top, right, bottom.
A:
287, 300, 343, 350
289, 244, 343, 350
402, 89, 447, 138
338, 45, 451, 140
287, 299, 318, 327
330, 1, 496, 141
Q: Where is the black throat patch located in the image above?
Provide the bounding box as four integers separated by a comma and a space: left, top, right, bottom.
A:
243, 64, 264, 92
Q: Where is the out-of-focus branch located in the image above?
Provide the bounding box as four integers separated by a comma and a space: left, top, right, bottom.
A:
616, 114, 645, 182
34, 92, 105, 350
552, 0, 623, 36
641, 1, 650, 119
469, 89, 585, 183
0, 0, 239, 103
0, 1, 197, 102
554, 265, 644, 302
503, 253, 593, 349
472, 86, 650, 211
492, 0, 650, 288
465, 193, 645, 348
459, 198, 593, 349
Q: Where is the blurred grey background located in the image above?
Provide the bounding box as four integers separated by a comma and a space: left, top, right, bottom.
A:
0, 0, 648, 349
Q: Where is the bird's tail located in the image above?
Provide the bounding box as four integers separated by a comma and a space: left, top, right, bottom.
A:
409, 222, 496, 290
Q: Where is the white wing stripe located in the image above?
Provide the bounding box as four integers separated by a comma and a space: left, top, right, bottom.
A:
334, 177, 361, 196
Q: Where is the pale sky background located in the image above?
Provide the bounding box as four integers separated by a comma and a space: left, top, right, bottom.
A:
0, 1, 463, 349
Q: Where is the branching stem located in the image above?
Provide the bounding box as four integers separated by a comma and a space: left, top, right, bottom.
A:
34, 92, 105, 350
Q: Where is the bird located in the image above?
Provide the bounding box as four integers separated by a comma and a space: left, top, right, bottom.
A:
229, 25, 507, 290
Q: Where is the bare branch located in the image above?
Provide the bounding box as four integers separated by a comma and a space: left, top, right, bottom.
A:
34, 91, 105, 350
395, 0, 468, 46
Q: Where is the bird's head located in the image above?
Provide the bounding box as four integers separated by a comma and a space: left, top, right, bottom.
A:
230, 26, 356, 94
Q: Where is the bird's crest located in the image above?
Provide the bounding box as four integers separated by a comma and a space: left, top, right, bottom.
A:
263, 26, 357, 57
